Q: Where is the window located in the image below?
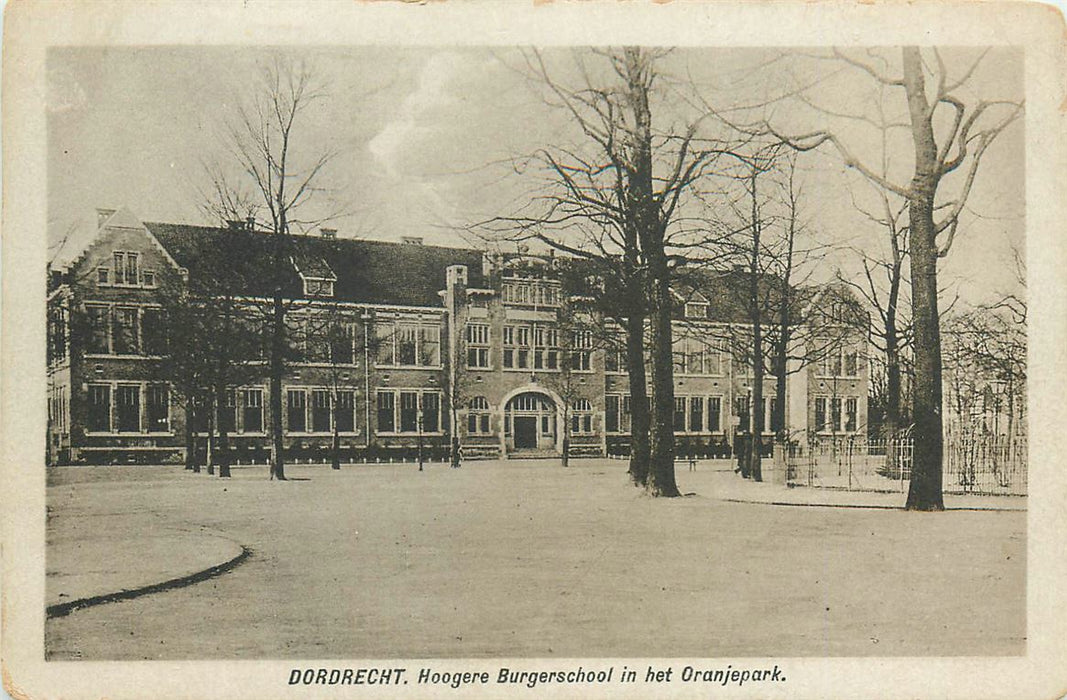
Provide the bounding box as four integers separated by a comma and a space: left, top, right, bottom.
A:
400, 391, 419, 432
97, 267, 110, 285
468, 396, 491, 434
86, 305, 110, 354
375, 320, 442, 367
689, 396, 704, 433
708, 396, 722, 433
466, 323, 490, 368
330, 323, 356, 365
570, 330, 593, 371
142, 270, 156, 288
377, 391, 395, 433
287, 390, 307, 433
312, 390, 331, 433
675, 397, 687, 432
571, 398, 593, 434
831, 398, 842, 433
845, 397, 858, 432
335, 390, 355, 433
685, 302, 707, 319
605, 395, 620, 433
113, 252, 140, 286
422, 392, 440, 433
88, 384, 111, 432
375, 323, 395, 365
142, 308, 165, 356
419, 325, 440, 366
48, 305, 68, 365
504, 324, 535, 369
112, 307, 139, 355
397, 325, 418, 366
116, 385, 140, 432
146, 382, 168, 431
820, 347, 862, 378
815, 397, 827, 433
735, 396, 751, 431
218, 390, 237, 434
843, 350, 859, 377
242, 389, 263, 433
304, 278, 334, 297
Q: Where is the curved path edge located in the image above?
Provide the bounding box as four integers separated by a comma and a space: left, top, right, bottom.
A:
719, 497, 1024, 512
46, 545, 252, 619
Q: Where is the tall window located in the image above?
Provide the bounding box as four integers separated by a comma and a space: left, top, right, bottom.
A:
533, 327, 558, 370
335, 390, 355, 433
287, 390, 307, 433
708, 396, 722, 433
689, 396, 704, 433
815, 397, 827, 433
420, 325, 440, 366
845, 397, 858, 432
242, 389, 263, 433
86, 305, 110, 354
397, 325, 418, 366
674, 397, 687, 432
468, 396, 491, 434
116, 385, 140, 432
466, 323, 490, 368
113, 252, 140, 286
330, 323, 356, 365
218, 390, 237, 433
142, 308, 165, 356
88, 384, 111, 432
422, 392, 440, 433
570, 330, 593, 371
399, 391, 419, 432
48, 305, 68, 364
375, 323, 395, 365
831, 397, 843, 433
605, 395, 620, 433
377, 391, 395, 433
112, 307, 139, 355
735, 396, 751, 431
571, 398, 593, 434
146, 385, 169, 432
311, 390, 331, 432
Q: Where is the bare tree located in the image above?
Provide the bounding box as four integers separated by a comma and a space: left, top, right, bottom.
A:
756, 47, 1023, 510
209, 55, 341, 481
475, 48, 747, 496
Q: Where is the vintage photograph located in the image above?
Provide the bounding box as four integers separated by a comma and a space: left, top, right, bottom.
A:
39, 42, 1029, 663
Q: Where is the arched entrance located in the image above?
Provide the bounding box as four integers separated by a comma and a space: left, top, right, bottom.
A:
500, 386, 563, 457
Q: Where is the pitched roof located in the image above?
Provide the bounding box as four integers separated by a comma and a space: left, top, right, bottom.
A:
145, 222, 485, 308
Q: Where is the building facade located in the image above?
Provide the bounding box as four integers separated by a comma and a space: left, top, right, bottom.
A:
46, 208, 869, 464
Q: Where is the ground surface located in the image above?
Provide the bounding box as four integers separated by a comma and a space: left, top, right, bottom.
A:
45, 459, 1026, 660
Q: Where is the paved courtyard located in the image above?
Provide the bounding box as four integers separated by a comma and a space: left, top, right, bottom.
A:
45, 459, 1026, 660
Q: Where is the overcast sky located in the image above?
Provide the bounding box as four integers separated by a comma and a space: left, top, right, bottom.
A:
47, 46, 1024, 307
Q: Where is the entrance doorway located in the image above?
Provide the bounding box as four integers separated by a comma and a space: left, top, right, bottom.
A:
504, 391, 557, 455
513, 416, 537, 449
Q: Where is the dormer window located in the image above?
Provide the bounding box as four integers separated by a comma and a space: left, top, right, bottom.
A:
304, 278, 334, 297
142, 270, 156, 288
97, 267, 111, 286
685, 302, 707, 319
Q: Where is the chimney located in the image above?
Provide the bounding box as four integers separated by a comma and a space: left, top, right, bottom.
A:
245, 216, 256, 232
96, 208, 117, 229
401, 236, 424, 245
320, 228, 337, 239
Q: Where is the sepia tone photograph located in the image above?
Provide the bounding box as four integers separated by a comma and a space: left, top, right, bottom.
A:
4, 2, 1066, 699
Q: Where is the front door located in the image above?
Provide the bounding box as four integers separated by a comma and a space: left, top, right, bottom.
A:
513, 416, 538, 449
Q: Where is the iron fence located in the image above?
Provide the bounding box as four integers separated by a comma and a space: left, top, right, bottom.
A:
784, 428, 1027, 496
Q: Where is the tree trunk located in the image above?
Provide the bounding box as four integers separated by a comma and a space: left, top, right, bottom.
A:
215, 383, 232, 478
626, 313, 650, 486
184, 398, 197, 471
884, 338, 902, 473
646, 254, 680, 497
269, 292, 287, 481
747, 169, 764, 482
902, 46, 944, 511
331, 423, 341, 470
206, 404, 215, 476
